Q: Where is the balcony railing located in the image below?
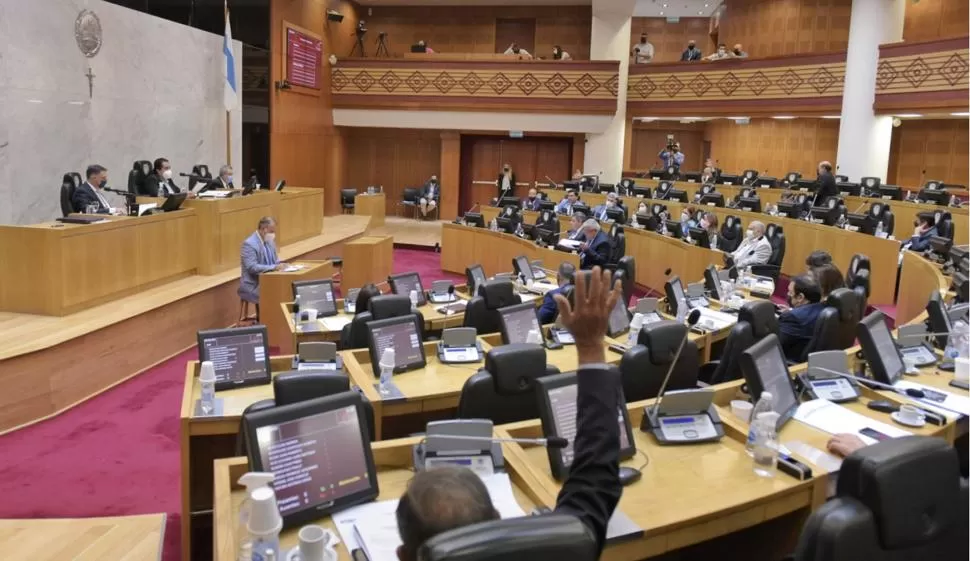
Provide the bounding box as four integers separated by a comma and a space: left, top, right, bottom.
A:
875, 36, 969, 112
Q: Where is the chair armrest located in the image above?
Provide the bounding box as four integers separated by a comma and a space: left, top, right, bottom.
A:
698, 361, 720, 385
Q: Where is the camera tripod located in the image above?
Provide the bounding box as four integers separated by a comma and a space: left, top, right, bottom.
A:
375, 33, 389, 57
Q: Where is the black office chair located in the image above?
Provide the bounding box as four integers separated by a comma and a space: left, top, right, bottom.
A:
457, 344, 560, 425
463, 280, 521, 336
719, 216, 742, 253
60, 172, 79, 216
868, 203, 894, 236
606, 224, 626, 270
342, 294, 425, 349
849, 269, 871, 318
236, 374, 375, 455
845, 254, 871, 289
399, 187, 420, 218
750, 224, 785, 281
793, 436, 968, 561
418, 514, 597, 561
618, 178, 635, 196
799, 288, 861, 363
619, 321, 699, 401
935, 211, 954, 240
698, 301, 777, 385
128, 160, 151, 195
534, 210, 559, 233
189, 164, 212, 191
612, 256, 636, 308
340, 188, 357, 214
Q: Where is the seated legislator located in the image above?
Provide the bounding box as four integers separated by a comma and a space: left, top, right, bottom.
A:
729, 220, 771, 269
339, 283, 381, 349
556, 189, 580, 215
496, 163, 516, 199
579, 219, 611, 270
551, 45, 571, 60
419, 175, 440, 217
71, 164, 118, 215
395, 268, 622, 560
705, 43, 731, 61
591, 192, 619, 222
143, 157, 181, 197
778, 275, 824, 362
806, 250, 833, 272
503, 42, 532, 59
214, 164, 235, 190
699, 212, 719, 249
811, 263, 845, 298
238, 216, 286, 316
411, 40, 434, 54
522, 187, 542, 211
565, 212, 588, 240
905, 214, 938, 252
538, 262, 576, 324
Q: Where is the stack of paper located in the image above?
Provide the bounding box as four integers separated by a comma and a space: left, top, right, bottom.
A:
321, 316, 353, 331
793, 399, 911, 445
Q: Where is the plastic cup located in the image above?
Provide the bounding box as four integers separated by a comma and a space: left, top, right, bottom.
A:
731, 400, 753, 422
305, 308, 318, 322
247, 487, 282, 536
955, 357, 970, 382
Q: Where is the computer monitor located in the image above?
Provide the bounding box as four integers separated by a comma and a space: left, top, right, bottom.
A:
572, 203, 590, 216
687, 227, 711, 248
466, 265, 486, 296
635, 213, 658, 231
950, 246, 969, 269
718, 173, 739, 185
775, 201, 801, 219
837, 182, 861, 197
664, 275, 688, 318
410, 43, 427, 53
605, 207, 626, 223
846, 213, 875, 235
860, 176, 881, 191
498, 302, 543, 344
367, 315, 426, 375
513, 255, 535, 282
738, 197, 761, 213
877, 185, 903, 201
464, 212, 485, 228
929, 236, 953, 258
857, 311, 906, 386
648, 168, 665, 180
793, 179, 817, 192
536, 372, 635, 480
663, 219, 683, 238
632, 186, 651, 199
197, 325, 272, 391
699, 193, 724, 207
292, 279, 338, 317
598, 183, 615, 194
536, 227, 559, 246
918, 188, 951, 206
244, 392, 379, 528
161, 192, 189, 211
496, 216, 515, 234
704, 265, 724, 301
809, 205, 842, 226
738, 334, 799, 429
925, 293, 952, 350
755, 177, 777, 188
607, 296, 631, 337
344, 288, 361, 314
667, 189, 689, 203
539, 200, 557, 213
389, 272, 427, 306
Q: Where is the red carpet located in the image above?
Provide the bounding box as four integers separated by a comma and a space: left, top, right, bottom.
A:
0, 247, 463, 561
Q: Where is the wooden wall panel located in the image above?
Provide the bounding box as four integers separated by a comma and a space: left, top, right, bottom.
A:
703, 118, 839, 177
358, 6, 592, 60
459, 136, 574, 211
717, 0, 851, 57
629, 121, 707, 171
888, 119, 970, 188
629, 17, 712, 63
341, 128, 443, 214
270, 0, 360, 216
903, 0, 970, 42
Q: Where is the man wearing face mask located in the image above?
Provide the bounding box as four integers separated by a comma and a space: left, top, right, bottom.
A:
777, 275, 824, 362
705, 43, 731, 61
72, 164, 118, 214
681, 40, 702, 61
732, 44, 748, 58
496, 163, 516, 199
592, 192, 620, 221
727, 220, 771, 269
215, 165, 235, 190
419, 174, 440, 218
522, 187, 542, 211
579, 219, 611, 269
144, 158, 182, 197
239, 216, 288, 317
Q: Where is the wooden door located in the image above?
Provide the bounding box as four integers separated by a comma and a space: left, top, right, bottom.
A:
494, 18, 536, 55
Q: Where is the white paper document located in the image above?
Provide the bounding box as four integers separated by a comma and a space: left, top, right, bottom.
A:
282, 264, 305, 272
793, 399, 911, 445
321, 316, 353, 331
894, 380, 970, 416
557, 239, 582, 250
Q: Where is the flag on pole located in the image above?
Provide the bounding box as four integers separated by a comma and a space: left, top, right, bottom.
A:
223, 8, 237, 112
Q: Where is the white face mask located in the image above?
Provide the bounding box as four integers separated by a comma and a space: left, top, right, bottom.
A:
263, 232, 276, 243
745, 229, 754, 239
700, 220, 709, 230
162, 169, 173, 180
606, 201, 615, 208
638, 205, 647, 213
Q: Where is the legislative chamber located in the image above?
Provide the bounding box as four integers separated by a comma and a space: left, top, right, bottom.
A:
1, 0, 968, 560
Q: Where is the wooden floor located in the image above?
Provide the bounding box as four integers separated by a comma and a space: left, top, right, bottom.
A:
0, 513, 166, 561
369, 217, 446, 247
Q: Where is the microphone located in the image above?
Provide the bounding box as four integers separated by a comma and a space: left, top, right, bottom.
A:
102, 187, 136, 198
809, 366, 926, 399
425, 434, 568, 449
649, 309, 702, 420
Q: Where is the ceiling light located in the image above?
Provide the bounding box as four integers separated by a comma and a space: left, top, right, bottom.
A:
821, 115, 841, 119
726, 116, 748, 120
662, 3, 667, 6
67, 100, 86, 105
698, 10, 703, 14
705, 2, 710, 6
949, 112, 969, 116
681, 116, 702, 120
26, 99, 42, 103
894, 113, 922, 118
659, 11, 664, 15
772, 115, 796, 119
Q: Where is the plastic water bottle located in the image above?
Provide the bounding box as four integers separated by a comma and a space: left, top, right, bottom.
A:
379, 348, 395, 396
490, 217, 498, 231
745, 391, 773, 455
628, 313, 644, 347
293, 294, 302, 323
875, 221, 884, 238
751, 411, 780, 477
199, 360, 216, 416
945, 320, 970, 361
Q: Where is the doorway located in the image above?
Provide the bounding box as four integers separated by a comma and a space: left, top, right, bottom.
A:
494, 18, 536, 54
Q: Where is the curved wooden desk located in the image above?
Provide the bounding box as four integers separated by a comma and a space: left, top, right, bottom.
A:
897, 250, 952, 326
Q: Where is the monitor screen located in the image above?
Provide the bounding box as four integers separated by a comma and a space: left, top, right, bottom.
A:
859, 312, 905, 385
197, 326, 272, 391
367, 315, 426, 375
607, 296, 630, 337
665, 276, 688, 317
514, 255, 535, 282
704, 265, 723, 301
344, 288, 360, 312
740, 335, 799, 427
499, 302, 543, 344
390, 272, 426, 306
293, 280, 338, 317
245, 393, 379, 528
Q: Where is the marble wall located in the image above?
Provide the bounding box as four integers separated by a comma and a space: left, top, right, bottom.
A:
0, 0, 243, 224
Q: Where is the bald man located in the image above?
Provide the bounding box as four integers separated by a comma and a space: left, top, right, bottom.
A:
730, 220, 772, 269
816, 160, 837, 203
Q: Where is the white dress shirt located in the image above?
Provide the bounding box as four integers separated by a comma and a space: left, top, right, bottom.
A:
731, 235, 772, 269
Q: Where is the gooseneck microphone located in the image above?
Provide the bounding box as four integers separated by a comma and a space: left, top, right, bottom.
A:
809, 366, 926, 399
649, 309, 702, 420
102, 187, 136, 197
425, 434, 568, 449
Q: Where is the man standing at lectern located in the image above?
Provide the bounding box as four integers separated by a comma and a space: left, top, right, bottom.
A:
239, 217, 287, 317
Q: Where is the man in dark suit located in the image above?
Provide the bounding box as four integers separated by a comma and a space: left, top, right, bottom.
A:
579, 219, 611, 269
394, 268, 622, 561
71, 164, 115, 214
778, 274, 824, 362
419, 175, 440, 218
522, 187, 542, 211
815, 160, 837, 204
143, 158, 181, 197
538, 262, 575, 324
214, 164, 235, 190
496, 163, 516, 200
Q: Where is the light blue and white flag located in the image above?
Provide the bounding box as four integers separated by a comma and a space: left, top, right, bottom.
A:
223, 7, 237, 112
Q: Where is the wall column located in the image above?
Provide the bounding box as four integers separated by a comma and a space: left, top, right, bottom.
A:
583, 0, 635, 183
835, 0, 905, 182
439, 132, 461, 221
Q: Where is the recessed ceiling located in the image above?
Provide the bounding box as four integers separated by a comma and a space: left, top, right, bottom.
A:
634, 0, 718, 18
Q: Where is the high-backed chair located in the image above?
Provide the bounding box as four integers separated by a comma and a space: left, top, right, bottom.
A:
868, 203, 894, 236
845, 254, 871, 289
612, 256, 636, 307
718, 216, 742, 253
463, 280, 521, 336
417, 514, 597, 561
128, 160, 151, 195
750, 224, 785, 280
60, 172, 79, 216
799, 288, 861, 363
457, 344, 560, 425
698, 301, 778, 385
619, 321, 699, 401
343, 294, 424, 350
340, 188, 357, 214
606, 224, 626, 270
399, 187, 420, 217
189, 164, 212, 191
935, 211, 954, 240
793, 436, 968, 561
237, 374, 375, 455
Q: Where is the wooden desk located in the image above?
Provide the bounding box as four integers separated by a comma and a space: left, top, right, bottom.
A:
0, 210, 198, 315
354, 193, 387, 227
213, 439, 542, 561
341, 235, 394, 291
184, 191, 279, 275
0, 513, 166, 561
277, 187, 324, 245
897, 250, 952, 325
441, 223, 579, 278
260, 260, 335, 355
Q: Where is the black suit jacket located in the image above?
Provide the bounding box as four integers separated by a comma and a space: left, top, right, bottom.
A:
816, 172, 837, 202
421, 181, 440, 201
497, 173, 517, 198
554, 364, 622, 553
143, 175, 182, 197
581, 230, 612, 269
70, 182, 111, 214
